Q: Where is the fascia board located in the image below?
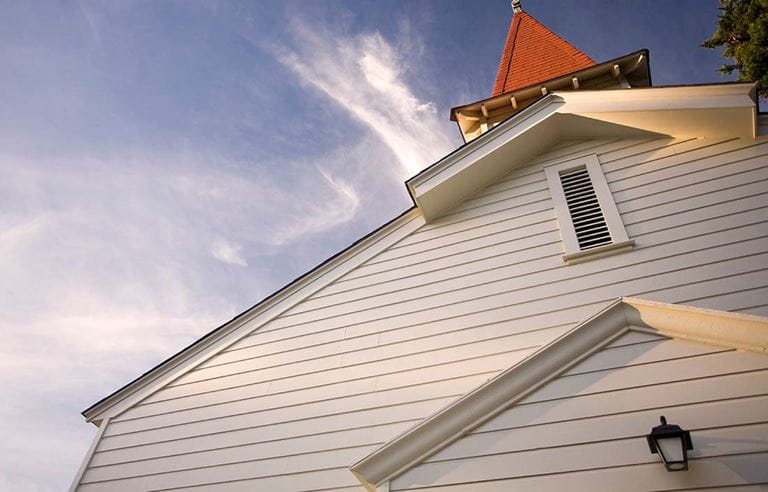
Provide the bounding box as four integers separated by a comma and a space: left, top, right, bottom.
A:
560, 94, 755, 113
408, 83, 758, 224
350, 298, 768, 489
622, 297, 768, 353
571, 108, 755, 140
407, 97, 564, 221
556, 84, 758, 139
557, 83, 757, 114
408, 96, 561, 195
449, 49, 650, 121
83, 208, 426, 423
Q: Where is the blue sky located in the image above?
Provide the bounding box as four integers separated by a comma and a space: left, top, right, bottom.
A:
0, 1, 733, 490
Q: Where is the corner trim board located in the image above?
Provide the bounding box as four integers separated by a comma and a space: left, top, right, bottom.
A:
68, 417, 110, 492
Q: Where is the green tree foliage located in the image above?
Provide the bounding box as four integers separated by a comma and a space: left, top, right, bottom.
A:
702, 0, 768, 97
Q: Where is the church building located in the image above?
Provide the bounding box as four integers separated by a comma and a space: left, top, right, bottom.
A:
71, 2, 768, 491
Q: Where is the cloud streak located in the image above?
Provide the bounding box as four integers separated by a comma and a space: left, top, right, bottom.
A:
269, 166, 361, 246
275, 20, 456, 178
211, 239, 248, 266
0, 5, 459, 491
0, 146, 374, 491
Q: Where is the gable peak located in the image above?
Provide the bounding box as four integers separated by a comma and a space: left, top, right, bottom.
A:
492, 7, 596, 96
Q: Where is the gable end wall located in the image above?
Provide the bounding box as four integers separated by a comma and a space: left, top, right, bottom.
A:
74, 134, 768, 491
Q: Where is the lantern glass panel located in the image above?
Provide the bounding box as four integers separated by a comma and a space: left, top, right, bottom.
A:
657, 436, 685, 464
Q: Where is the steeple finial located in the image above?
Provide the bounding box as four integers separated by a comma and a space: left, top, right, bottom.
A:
511, 0, 523, 14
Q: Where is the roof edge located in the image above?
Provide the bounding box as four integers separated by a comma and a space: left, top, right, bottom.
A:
452, 49, 650, 122
412, 81, 757, 224
82, 206, 424, 422
350, 298, 768, 489
406, 95, 562, 221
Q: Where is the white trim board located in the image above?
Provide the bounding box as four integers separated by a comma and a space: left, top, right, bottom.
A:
68, 417, 110, 492
407, 83, 758, 222
349, 297, 768, 490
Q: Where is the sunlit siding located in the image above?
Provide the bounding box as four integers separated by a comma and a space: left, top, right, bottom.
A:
392, 333, 768, 491
75, 135, 768, 491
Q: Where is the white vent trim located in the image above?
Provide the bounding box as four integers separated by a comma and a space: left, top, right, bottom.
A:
545, 154, 633, 263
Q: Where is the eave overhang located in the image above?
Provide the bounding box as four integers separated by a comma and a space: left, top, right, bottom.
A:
350, 297, 768, 491
452, 50, 652, 137
409, 82, 758, 222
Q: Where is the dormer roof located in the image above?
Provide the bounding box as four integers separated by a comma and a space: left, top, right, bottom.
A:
492, 9, 595, 96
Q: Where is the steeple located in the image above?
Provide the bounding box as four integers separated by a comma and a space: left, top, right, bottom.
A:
449, 4, 651, 143
492, 3, 595, 96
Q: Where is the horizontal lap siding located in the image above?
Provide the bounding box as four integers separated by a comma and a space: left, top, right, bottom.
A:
396, 425, 768, 487
392, 337, 768, 490
389, 454, 768, 492
79, 136, 768, 491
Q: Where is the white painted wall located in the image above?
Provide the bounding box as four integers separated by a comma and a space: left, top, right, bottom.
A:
391, 332, 768, 491
74, 134, 768, 491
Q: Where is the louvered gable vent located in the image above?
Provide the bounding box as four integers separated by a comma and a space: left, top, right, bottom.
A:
559, 166, 612, 250
545, 154, 634, 263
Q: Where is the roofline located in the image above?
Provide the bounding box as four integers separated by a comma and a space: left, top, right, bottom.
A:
82, 205, 421, 419
85, 99, 580, 421
79, 86, 618, 420
83, 78, 760, 420
610, 79, 755, 90
450, 49, 651, 121
350, 298, 768, 489
552, 80, 757, 100
554, 81, 758, 119
411, 80, 757, 223
406, 95, 562, 221
407, 93, 553, 201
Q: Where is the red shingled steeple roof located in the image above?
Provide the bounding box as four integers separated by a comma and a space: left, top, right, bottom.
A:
492, 9, 596, 96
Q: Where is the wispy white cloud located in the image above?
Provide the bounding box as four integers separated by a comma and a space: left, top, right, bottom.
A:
269, 166, 361, 246
76, 0, 101, 46
211, 239, 247, 266
0, 300, 220, 492
167, 147, 366, 249
275, 20, 456, 178
0, 6, 460, 492
0, 214, 53, 261
0, 147, 370, 490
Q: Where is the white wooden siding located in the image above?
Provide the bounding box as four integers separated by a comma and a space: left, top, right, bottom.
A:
75, 135, 768, 491
392, 335, 768, 491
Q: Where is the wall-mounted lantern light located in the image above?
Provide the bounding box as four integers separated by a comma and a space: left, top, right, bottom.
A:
646, 416, 694, 471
